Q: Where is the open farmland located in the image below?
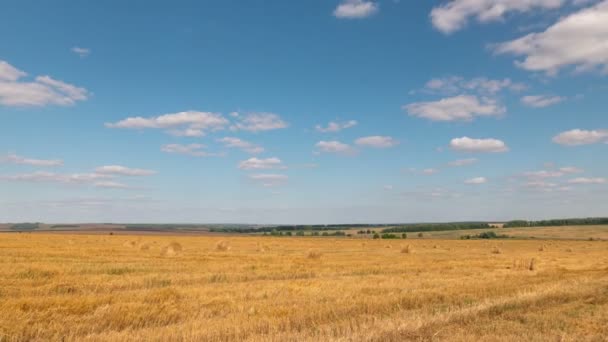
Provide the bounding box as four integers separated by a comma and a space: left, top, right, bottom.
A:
412, 225, 608, 241
1, 231, 607, 341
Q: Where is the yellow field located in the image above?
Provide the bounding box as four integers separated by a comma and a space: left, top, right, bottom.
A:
1, 233, 607, 341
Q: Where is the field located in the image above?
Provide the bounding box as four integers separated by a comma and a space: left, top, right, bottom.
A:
1, 231, 607, 341
410, 225, 608, 241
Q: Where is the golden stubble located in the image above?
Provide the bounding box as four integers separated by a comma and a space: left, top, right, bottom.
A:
0, 233, 607, 341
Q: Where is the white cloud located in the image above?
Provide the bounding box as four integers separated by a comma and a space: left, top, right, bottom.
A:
230, 112, 288, 132
95, 165, 156, 176
0, 60, 89, 107
93, 181, 130, 189
315, 120, 357, 133
217, 137, 264, 154
0, 171, 112, 185
333, 0, 379, 19
521, 95, 564, 107
494, 1, 608, 75
465, 177, 487, 184
431, 0, 565, 34
525, 180, 558, 189
568, 177, 606, 184
404, 95, 505, 121
354, 136, 399, 148
383, 185, 394, 191
315, 140, 355, 154
423, 76, 525, 95
238, 157, 286, 170
450, 137, 509, 153
106, 111, 229, 137
71, 47, 91, 58
2, 153, 63, 167
552, 129, 608, 145
559, 166, 584, 174
161, 143, 220, 157
448, 158, 478, 167
0, 61, 27, 81
248, 173, 288, 187
524, 170, 565, 178
422, 168, 439, 175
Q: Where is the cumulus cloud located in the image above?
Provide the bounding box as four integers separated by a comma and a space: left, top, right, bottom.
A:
552, 129, 608, 145
333, 0, 379, 19
230, 112, 288, 132
315, 120, 357, 133
404, 95, 505, 121
465, 177, 487, 184
354, 136, 399, 148
161, 143, 220, 157
524, 170, 565, 178
217, 137, 264, 154
248, 173, 288, 187
448, 158, 478, 167
559, 166, 584, 174
431, 0, 565, 34
494, 1, 608, 75
525, 180, 559, 190
568, 177, 606, 184
450, 137, 509, 153
423, 76, 525, 95
94, 165, 156, 176
238, 157, 286, 170
93, 181, 130, 189
106, 111, 229, 137
0, 171, 112, 185
521, 95, 564, 107
315, 140, 356, 154
0, 60, 89, 107
2, 153, 63, 167
71, 47, 91, 57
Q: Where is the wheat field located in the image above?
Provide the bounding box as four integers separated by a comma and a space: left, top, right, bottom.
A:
1, 233, 607, 341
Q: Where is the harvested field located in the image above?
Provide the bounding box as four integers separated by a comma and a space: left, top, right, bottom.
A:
1, 232, 607, 341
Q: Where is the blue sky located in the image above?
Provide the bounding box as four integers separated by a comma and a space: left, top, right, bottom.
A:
1, 0, 607, 224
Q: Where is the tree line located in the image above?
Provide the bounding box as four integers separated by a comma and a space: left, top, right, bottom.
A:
503, 218, 608, 228
381, 222, 491, 233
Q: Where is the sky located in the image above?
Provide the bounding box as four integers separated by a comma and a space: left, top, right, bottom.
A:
1, 0, 607, 224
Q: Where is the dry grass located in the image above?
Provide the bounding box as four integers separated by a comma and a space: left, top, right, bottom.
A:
0, 233, 607, 341
491, 246, 502, 254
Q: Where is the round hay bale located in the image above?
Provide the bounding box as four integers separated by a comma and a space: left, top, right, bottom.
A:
161, 242, 182, 257
215, 240, 230, 251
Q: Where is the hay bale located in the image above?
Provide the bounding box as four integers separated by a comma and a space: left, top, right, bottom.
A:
400, 245, 412, 254
306, 249, 322, 259
256, 243, 267, 252
139, 243, 151, 251
161, 242, 182, 257
491, 246, 502, 254
215, 240, 230, 251
123, 240, 137, 248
